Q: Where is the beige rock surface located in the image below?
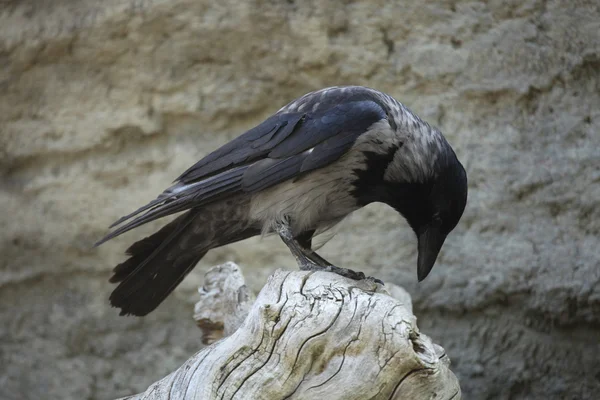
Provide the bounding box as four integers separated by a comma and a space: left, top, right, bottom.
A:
1, 0, 599, 399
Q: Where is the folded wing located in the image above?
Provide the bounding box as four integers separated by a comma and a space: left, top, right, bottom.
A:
96, 99, 387, 245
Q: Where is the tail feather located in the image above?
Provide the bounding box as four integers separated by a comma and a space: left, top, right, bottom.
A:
108, 210, 207, 316
109, 213, 194, 284
105, 199, 259, 317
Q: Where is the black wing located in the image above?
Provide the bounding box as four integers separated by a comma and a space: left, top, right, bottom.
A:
96, 96, 387, 245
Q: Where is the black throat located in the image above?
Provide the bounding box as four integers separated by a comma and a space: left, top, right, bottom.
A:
350, 146, 399, 206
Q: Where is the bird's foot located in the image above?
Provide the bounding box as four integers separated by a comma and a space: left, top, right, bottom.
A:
364, 275, 385, 285
299, 262, 363, 280
299, 261, 383, 285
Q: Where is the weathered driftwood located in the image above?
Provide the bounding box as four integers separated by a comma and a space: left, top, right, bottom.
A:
193, 262, 256, 345
121, 262, 461, 400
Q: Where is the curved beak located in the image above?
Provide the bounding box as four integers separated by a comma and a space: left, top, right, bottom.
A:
417, 226, 446, 281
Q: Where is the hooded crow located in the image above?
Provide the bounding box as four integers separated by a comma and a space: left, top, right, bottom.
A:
96, 86, 468, 316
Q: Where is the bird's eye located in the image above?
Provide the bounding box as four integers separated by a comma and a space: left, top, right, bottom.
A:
432, 213, 442, 226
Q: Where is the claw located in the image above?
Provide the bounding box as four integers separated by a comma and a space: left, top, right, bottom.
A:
365, 276, 384, 285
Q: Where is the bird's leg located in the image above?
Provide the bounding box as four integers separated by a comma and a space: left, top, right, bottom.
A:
274, 221, 322, 270
295, 231, 339, 269
275, 221, 381, 284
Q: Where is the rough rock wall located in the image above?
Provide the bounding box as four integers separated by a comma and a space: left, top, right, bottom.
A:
1, 0, 598, 399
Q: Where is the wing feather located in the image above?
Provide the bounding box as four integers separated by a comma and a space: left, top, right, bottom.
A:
176, 112, 305, 182
241, 153, 306, 192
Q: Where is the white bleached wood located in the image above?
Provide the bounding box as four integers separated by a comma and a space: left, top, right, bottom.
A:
120, 263, 461, 400
193, 262, 256, 344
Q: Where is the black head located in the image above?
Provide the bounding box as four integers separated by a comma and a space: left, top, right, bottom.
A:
389, 155, 468, 281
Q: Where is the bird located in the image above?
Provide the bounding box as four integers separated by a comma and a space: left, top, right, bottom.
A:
95, 85, 468, 317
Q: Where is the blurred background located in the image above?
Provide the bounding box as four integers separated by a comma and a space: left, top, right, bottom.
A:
1, 0, 599, 399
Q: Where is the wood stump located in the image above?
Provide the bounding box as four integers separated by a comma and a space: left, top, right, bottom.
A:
120, 262, 461, 399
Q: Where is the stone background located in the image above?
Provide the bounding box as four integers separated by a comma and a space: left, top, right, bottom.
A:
1, 0, 599, 399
